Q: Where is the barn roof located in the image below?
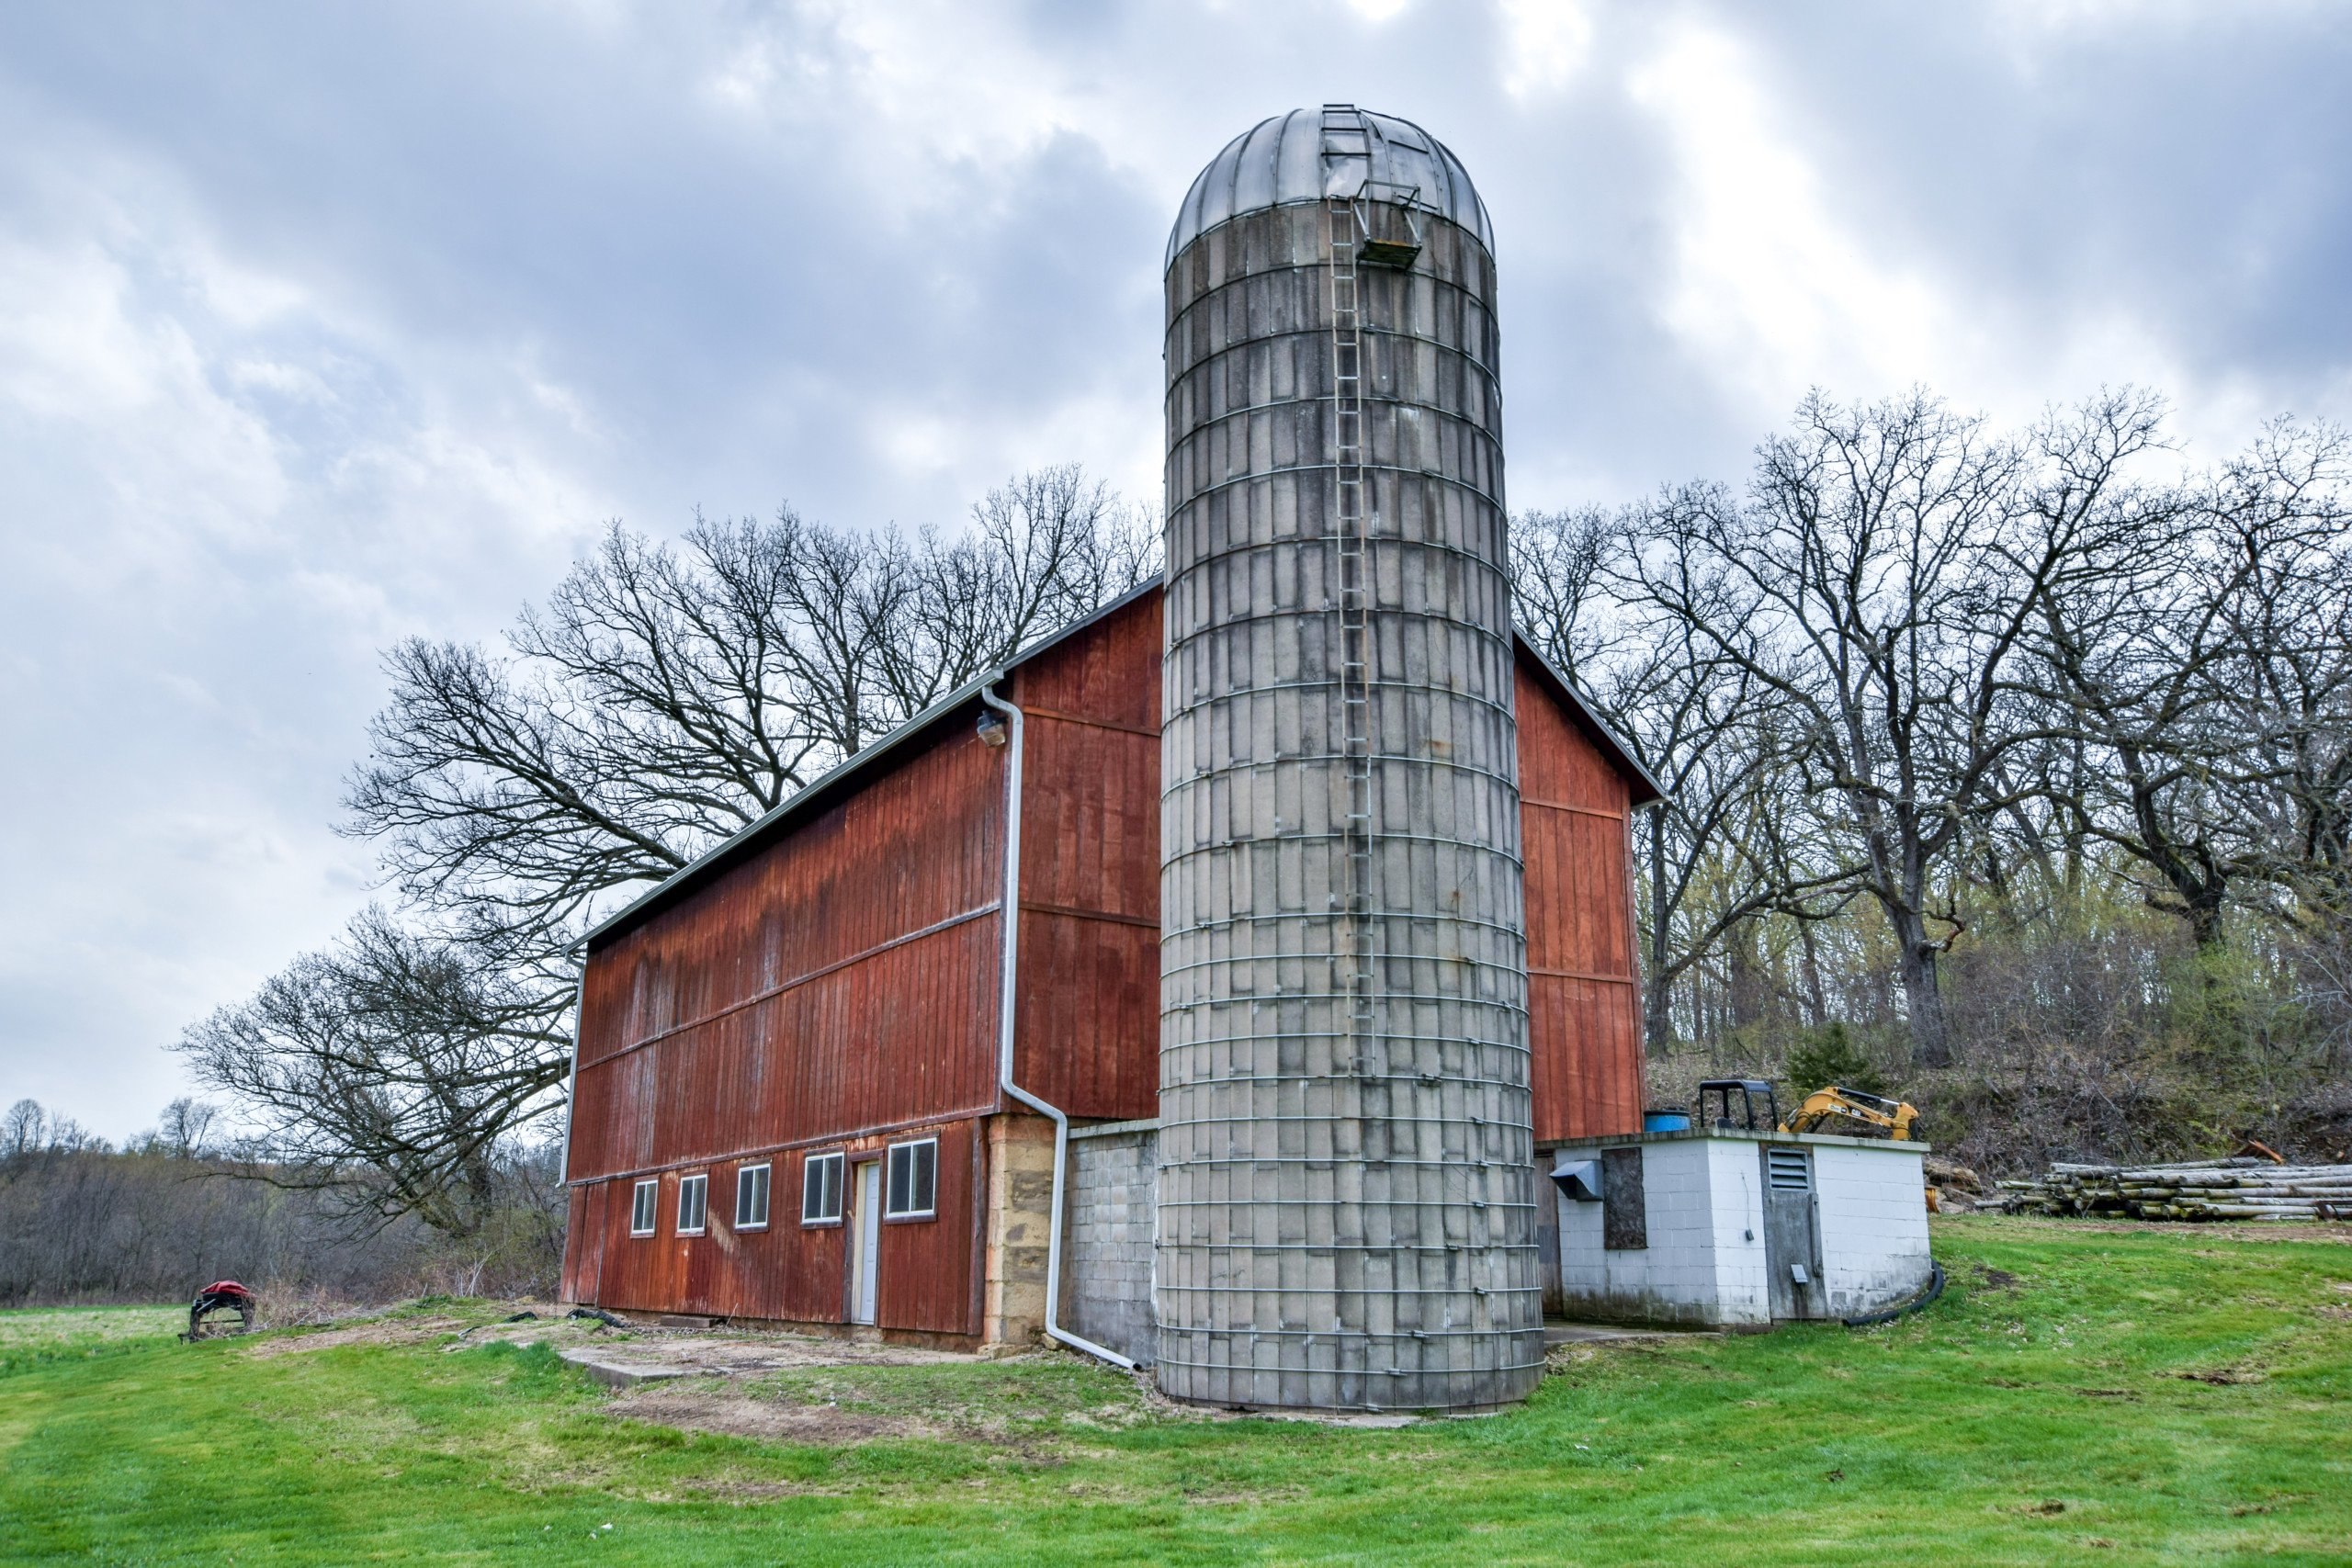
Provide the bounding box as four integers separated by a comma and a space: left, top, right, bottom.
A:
582, 581, 1665, 952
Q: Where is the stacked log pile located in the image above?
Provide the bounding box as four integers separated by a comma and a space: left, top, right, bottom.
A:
1995, 1156, 2352, 1221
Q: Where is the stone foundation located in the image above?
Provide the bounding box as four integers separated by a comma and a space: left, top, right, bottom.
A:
982, 1112, 1056, 1346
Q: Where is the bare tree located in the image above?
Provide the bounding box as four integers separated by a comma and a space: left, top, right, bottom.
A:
3, 1100, 46, 1160
1626, 390, 2063, 1066
1510, 505, 1617, 682
345, 466, 1156, 951
2010, 391, 2249, 943
2018, 412, 2352, 952
177, 908, 575, 1236
197, 468, 1156, 1235
152, 1098, 220, 1159
2207, 423, 2352, 928
1513, 507, 1849, 1052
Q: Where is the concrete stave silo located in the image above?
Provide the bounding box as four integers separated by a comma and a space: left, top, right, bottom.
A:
1157, 106, 1542, 1411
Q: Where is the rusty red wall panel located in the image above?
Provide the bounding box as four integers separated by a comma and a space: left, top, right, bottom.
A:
570, 724, 1005, 1191
1011, 592, 1163, 1121
565, 586, 1651, 1329
871, 1118, 979, 1334
559, 1182, 594, 1302
1014, 590, 1161, 735
568, 718, 1006, 1337
1515, 658, 1645, 1143
581, 1119, 978, 1336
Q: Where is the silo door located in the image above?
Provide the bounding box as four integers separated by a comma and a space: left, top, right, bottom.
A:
848, 1160, 882, 1326
1760, 1145, 1824, 1321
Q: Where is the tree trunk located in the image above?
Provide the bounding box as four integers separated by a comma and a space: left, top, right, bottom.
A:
2184, 889, 2226, 950
1796, 919, 1830, 1028
1728, 926, 1768, 1036
1892, 918, 1953, 1067
1645, 807, 1673, 1055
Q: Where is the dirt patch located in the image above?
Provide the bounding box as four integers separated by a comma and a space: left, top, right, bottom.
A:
1972, 1267, 2021, 1292
607, 1383, 950, 1445
243, 1314, 467, 1359
2171, 1366, 2267, 1386
629, 1332, 972, 1377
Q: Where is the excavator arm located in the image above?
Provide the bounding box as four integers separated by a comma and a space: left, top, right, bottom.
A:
1782, 1086, 1917, 1140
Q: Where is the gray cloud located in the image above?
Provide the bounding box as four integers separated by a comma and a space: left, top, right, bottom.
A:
2, 0, 2346, 1136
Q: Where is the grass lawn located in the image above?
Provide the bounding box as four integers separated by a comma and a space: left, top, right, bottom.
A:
0, 1303, 187, 1376
1, 1217, 2346, 1565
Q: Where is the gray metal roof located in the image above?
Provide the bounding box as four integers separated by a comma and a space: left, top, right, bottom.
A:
1167, 106, 1495, 269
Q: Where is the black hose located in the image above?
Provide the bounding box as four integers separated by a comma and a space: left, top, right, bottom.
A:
1842, 1260, 1945, 1328
567, 1306, 625, 1328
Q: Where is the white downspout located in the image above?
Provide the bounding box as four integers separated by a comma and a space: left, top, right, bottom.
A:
980, 681, 1138, 1371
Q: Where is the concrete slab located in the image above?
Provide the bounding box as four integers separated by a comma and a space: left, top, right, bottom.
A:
1259, 1410, 1419, 1428
560, 1348, 693, 1389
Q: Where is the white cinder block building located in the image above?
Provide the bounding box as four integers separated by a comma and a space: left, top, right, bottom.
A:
1550, 1131, 1933, 1328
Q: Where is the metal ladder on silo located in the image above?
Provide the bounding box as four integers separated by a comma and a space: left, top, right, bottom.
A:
1322, 104, 1376, 1044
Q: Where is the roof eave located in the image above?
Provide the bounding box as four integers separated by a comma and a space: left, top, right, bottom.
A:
1510, 633, 1670, 809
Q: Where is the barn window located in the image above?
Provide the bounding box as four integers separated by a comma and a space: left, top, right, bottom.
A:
629, 1179, 658, 1236
676, 1173, 708, 1235
736, 1163, 771, 1230
886, 1138, 937, 1220
802, 1151, 844, 1225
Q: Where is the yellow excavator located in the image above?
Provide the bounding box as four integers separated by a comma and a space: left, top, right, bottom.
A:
1781, 1085, 1919, 1142
1780, 1085, 1946, 1209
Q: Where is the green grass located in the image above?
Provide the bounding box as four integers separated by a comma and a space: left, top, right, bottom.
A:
0, 1303, 187, 1378
1, 1218, 2346, 1564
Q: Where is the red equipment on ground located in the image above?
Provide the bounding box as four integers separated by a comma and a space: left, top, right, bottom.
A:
186, 1280, 256, 1340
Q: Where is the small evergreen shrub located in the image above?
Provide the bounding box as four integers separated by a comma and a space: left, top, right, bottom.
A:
1783, 1022, 1887, 1098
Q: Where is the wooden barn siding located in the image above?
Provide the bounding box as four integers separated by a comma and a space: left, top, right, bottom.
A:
995, 593, 1641, 1135
572, 1118, 980, 1333
558, 586, 1645, 1323
1514, 657, 1646, 1143
562, 720, 1009, 1335
1011, 592, 1164, 1122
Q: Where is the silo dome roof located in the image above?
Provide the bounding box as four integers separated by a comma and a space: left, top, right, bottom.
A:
1167, 107, 1494, 269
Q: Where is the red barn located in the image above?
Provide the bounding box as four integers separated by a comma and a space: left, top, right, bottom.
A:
559, 583, 1659, 1347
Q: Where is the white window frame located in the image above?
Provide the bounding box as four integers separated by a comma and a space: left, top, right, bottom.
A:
884, 1137, 938, 1221
801, 1150, 845, 1226
676, 1172, 708, 1236
735, 1162, 771, 1231
629, 1179, 659, 1237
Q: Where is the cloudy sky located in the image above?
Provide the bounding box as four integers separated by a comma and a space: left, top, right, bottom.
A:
3, 0, 2347, 1138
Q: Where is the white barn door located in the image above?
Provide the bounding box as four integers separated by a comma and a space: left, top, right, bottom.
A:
849, 1160, 882, 1325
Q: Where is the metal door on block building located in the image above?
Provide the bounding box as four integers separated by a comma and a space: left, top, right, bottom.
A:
1760, 1145, 1824, 1320
849, 1161, 882, 1326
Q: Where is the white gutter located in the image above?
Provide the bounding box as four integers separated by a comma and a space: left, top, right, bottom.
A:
979, 681, 1138, 1371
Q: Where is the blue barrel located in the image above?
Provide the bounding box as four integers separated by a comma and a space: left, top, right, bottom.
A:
1644, 1106, 1692, 1133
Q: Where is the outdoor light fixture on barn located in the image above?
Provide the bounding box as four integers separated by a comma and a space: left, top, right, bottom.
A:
1157, 106, 1538, 1410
